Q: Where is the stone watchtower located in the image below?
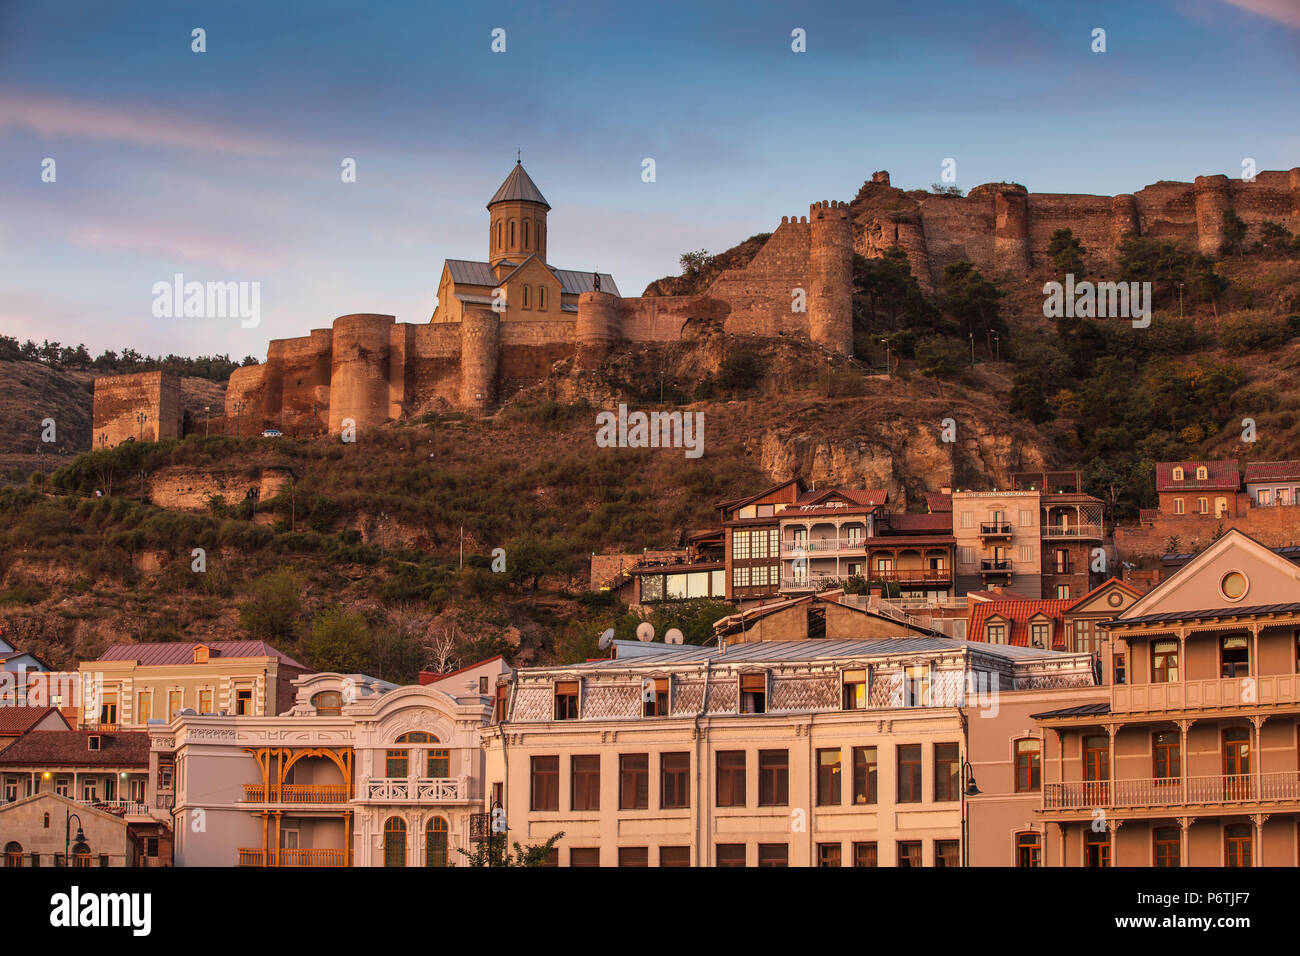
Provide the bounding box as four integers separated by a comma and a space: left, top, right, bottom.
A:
808, 200, 854, 356
487, 159, 550, 272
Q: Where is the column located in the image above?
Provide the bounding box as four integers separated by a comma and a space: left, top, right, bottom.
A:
1179, 816, 1190, 867
1178, 720, 1191, 805
1252, 813, 1265, 867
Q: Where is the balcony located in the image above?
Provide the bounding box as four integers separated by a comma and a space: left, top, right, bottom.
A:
1042, 523, 1103, 540
1113, 673, 1300, 714
242, 783, 350, 805
81, 798, 151, 819
870, 568, 951, 585
781, 538, 865, 556
979, 558, 1013, 575
1043, 772, 1300, 811
978, 522, 1013, 540
363, 777, 468, 803
237, 847, 347, 867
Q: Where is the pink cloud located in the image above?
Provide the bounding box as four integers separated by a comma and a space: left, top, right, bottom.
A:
1219, 0, 1300, 27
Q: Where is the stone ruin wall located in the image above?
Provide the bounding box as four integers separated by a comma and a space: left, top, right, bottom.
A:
93, 371, 181, 447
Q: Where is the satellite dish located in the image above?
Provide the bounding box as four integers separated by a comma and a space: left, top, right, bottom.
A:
664, 628, 684, 645
597, 628, 615, 650
635, 622, 655, 642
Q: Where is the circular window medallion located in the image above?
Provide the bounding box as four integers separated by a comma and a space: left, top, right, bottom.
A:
1220, 571, 1248, 602
1106, 592, 1124, 608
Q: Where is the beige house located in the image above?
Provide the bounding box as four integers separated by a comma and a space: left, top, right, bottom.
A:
482, 637, 1096, 866
952, 490, 1042, 597
158, 662, 507, 867
77, 640, 310, 730
0, 791, 142, 867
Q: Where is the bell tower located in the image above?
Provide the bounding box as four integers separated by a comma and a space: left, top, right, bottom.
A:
488, 160, 550, 269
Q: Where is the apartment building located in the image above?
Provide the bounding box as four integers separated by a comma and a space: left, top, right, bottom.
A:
952, 490, 1043, 597
1010, 471, 1105, 601
1032, 529, 1300, 866
77, 640, 311, 730
159, 661, 506, 867
481, 636, 1096, 867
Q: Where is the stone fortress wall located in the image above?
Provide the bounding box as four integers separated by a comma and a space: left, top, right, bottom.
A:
93, 167, 1300, 441
92, 371, 182, 447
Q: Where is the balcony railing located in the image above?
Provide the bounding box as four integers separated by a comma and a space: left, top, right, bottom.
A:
1043, 772, 1300, 810
242, 783, 349, 804
979, 559, 1013, 573
978, 522, 1013, 537
1041, 523, 1103, 539
81, 798, 150, 817
781, 538, 865, 554
869, 568, 952, 584
1113, 673, 1300, 713
237, 847, 347, 867
364, 777, 467, 802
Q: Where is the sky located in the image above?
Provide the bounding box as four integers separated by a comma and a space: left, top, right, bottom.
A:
0, 0, 1297, 360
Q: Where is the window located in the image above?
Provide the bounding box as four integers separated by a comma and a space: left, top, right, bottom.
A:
426, 748, 450, 778
852, 842, 878, 867
383, 818, 406, 867
521, 285, 530, 309
168, 691, 182, 720
569, 848, 600, 867
643, 678, 669, 717
495, 684, 509, 723
554, 681, 579, 720
81, 780, 97, 801
618, 847, 648, 867
817, 843, 842, 867
1196, 466, 1207, 480
3, 781, 15, 802
1153, 732, 1180, 781
1084, 829, 1110, 867
1172, 466, 1184, 481
71, 843, 92, 868
758, 750, 789, 806
715, 844, 746, 867
530, 756, 559, 811
312, 691, 342, 716
1016, 832, 1041, 867
659, 846, 690, 867
960, 511, 973, 529
897, 744, 922, 803
1030, 621, 1050, 648
1152, 640, 1179, 683
935, 841, 960, 867
758, 844, 789, 867
716, 751, 746, 807
425, 817, 448, 867
144, 838, 158, 857
571, 755, 600, 811
1173, 497, 1184, 515
509, 221, 515, 247
1197, 497, 1208, 515
1223, 727, 1250, 795
496, 221, 503, 249
1056, 585, 1070, 599
1220, 635, 1249, 678
235, 689, 253, 715
538, 286, 546, 310
523, 219, 530, 249
661, 752, 690, 809
816, 749, 841, 806
1083, 735, 1110, 785
1225, 825, 1252, 867
1221, 572, 1248, 601
3, 842, 21, 867
619, 754, 649, 810
933, 743, 960, 801
197, 689, 213, 714
1018, 545, 1034, 563
1114, 652, 1126, 685
903, 665, 930, 706
137, 692, 151, 722
1281, 488, 1292, 506
842, 669, 866, 710
739, 673, 767, 714
1258, 489, 1272, 506
385, 750, 408, 778
1154, 827, 1179, 867
1018, 509, 1033, 527
852, 747, 877, 804
985, 624, 1006, 645
1015, 739, 1041, 793
897, 842, 922, 867
54, 778, 69, 797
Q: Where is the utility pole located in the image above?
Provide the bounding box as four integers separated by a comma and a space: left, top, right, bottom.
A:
204, 406, 210, 438
969, 333, 975, 369
459, 526, 464, 570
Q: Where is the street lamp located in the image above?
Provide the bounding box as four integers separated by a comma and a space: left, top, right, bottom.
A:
960, 759, 981, 867
135, 411, 148, 441
65, 810, 85, 867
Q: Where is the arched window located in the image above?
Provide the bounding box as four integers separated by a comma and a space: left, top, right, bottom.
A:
395, 732, 437, 744
1015, 831, 1041, 867
538, 286, 546, 311
523, 219, 530, 249
392, 732, 448, 778
1196, 466, 1208, 481
43, 813, 50, 829
497, 221, 503, 250
384, 817, 407, 867
509, 221, 515, 248
312, 691, 342, 716
72, 842, 92, 868
426, 817, 448, 867
1172, 466, 1184, 481
522, 285, 530, 309
1014, 738, 1041, 792
4, 842, 22, 867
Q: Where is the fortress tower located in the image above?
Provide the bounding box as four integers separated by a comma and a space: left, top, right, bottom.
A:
993, 185, 1032, 274
1111, 193, 1140, 255
328, 313, 394, 435
459, 306, 500, 410
488, 160, 550, 271
808, 200, 854, 356
575, 290, 621, 369
1194, 174, 1232, 256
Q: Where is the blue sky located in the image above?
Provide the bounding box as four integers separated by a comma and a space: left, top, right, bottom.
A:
0, 0, 1297, 359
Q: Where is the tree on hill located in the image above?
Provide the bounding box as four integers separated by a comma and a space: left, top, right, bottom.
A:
1047, 228, 1086, 278
938, 262, 1005, 348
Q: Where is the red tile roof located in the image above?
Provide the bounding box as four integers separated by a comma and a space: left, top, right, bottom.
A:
418, 655, 506, 685
880, 513, 953, 533
1155, 460, 1239, 492
794, 489, 888, 507
1244, 460, 1300, 483
924, 492, 953, 513
96, 640, 306, 670
968, 599, 1073, 649
0, 730, 150, 767
0, 707, 68, 736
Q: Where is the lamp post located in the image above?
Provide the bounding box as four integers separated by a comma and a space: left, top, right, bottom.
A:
135, 411, 147, 441
232, 400, 245, 439
204, 406, 210, 438
960, 759, 981, 867
65, 810, 85, 867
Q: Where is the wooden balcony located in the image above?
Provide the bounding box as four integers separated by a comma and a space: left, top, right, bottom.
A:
1041, 523, 1103, 540
242, 783, 350, 804
1043, 772, 1300, 811
1113, 673, 1300, 714
237, 847, 348, 867
781, 538, 865, 555
869, 568, 952, 585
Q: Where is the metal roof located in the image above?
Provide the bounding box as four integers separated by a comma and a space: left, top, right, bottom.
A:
445, 260, 620, 297
551, 268, 620, 297
1029, 702, 1111, 720
97, 640, 306, 669
446, 259, 500, 286
487, 161, 551, 209
1109, 602, 1300, 627
582, 636, 1073, 669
